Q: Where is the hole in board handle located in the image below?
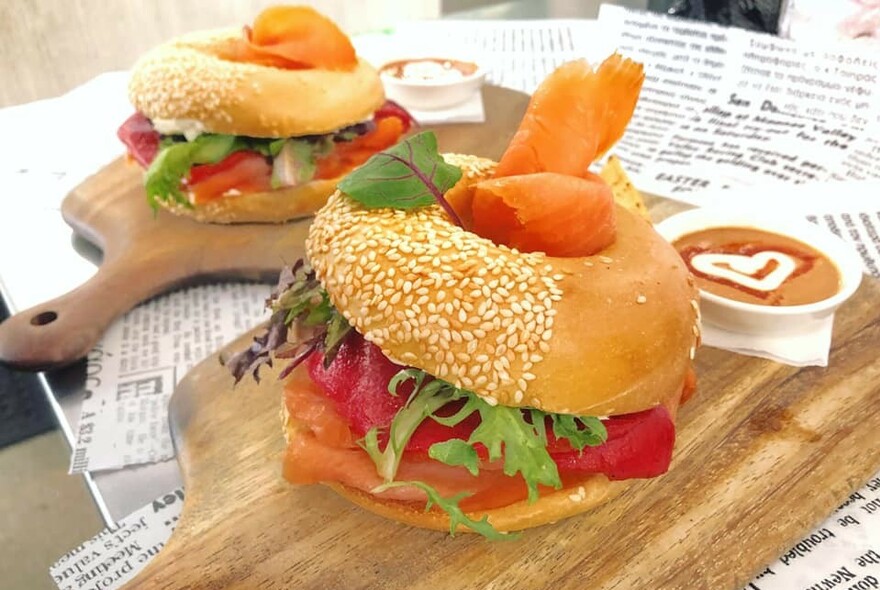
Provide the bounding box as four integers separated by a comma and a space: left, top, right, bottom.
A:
31, 311, 58, 326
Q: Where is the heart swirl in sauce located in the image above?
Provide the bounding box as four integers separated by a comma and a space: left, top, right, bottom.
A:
672, 227, 841, 306
690, 251, 796, 292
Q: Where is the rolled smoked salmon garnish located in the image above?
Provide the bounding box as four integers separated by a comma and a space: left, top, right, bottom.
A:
216, 5, 357, 71
470, 173, 617, 258
494, 56, 645, 178
451, 55, 645, 258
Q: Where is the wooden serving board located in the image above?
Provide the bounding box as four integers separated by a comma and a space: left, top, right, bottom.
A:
122, 207, 880, 588
0, 85, 530, 371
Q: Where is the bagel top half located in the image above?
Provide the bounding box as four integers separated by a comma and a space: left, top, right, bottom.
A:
128, 28, 386, 138
306, 154, 700, 417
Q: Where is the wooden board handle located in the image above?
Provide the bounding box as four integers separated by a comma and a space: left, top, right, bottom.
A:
0, 254, 188, 371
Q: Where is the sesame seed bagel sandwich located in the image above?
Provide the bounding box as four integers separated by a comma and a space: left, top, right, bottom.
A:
117, 5, 414, 224
227, 56, 700, 537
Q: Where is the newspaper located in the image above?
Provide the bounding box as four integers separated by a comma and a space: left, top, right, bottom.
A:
597, 4, 880, 178
834, 134, 880, 181
597, 4, 880, 283
49, 488, 183, 590
69, 283, 268, 473
746, 481, 880, 590
19, 12, 880, 590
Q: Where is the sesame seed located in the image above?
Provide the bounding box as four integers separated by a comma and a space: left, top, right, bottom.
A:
305, 165, 561, 404
636, 294, 647, 304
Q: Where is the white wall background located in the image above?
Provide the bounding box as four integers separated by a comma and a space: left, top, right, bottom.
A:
0, 0, 442, 107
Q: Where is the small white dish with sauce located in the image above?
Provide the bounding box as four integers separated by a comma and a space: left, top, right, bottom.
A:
378, 56, 487, 111
656, 207, 864, 336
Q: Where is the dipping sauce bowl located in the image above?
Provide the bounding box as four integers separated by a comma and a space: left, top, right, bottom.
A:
379, 57, 486, 111
656, 208, 863, 336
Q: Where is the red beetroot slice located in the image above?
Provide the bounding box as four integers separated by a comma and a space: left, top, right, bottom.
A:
306, 333, 674, 478
117, 112, 160, 168
548, 406, 675, 480
305, 334, 476, 448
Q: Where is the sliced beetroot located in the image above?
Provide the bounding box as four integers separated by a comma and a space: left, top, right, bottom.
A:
549, 406, 674, 480
306, 332, 674, 479
306, 334, 408, 437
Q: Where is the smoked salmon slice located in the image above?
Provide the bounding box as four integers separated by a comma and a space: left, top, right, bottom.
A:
458, 55, 643, 257
218, 6, 357, 71
470, 173, 617, 257
494, 55, 644, 178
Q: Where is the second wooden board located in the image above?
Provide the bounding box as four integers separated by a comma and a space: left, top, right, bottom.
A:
0, 85, 529, 371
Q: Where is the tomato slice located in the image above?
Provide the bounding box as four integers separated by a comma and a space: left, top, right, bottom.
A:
187, 151, 272, 203
374, 99, 416, 132
315, 116, 406, 180
118, 98, 414, 198
117, 112, 160, 168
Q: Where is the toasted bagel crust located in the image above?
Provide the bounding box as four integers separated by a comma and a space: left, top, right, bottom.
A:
128, 28, 385, 137
157, 177, 342, 224
306, 155, 700, 416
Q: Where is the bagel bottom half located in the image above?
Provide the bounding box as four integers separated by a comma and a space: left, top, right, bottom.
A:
282, 387, 684, 533
325, 478, 628, 534
157, 176, 343, 224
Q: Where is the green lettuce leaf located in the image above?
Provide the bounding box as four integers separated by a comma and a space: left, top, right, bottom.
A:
359, 369, 605, 539
428, 439, 479, 476
271, 139, 334, 189
362, 369, 609, 507
144, 120, 374, 210
361, 369, 464, 481
144, 134, 239, 210
550, 414, 607, 452
144, 134, 294, 209
466, 404, 561, 503
337, 131, 463, 225
372, 480, 516, 540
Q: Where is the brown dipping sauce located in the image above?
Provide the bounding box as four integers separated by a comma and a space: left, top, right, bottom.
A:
380, 58, 478, 81
673, 227, 841, 306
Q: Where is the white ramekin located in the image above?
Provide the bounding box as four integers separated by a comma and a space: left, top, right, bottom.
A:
379, 58, 486, 111
655, 207, 864, 336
